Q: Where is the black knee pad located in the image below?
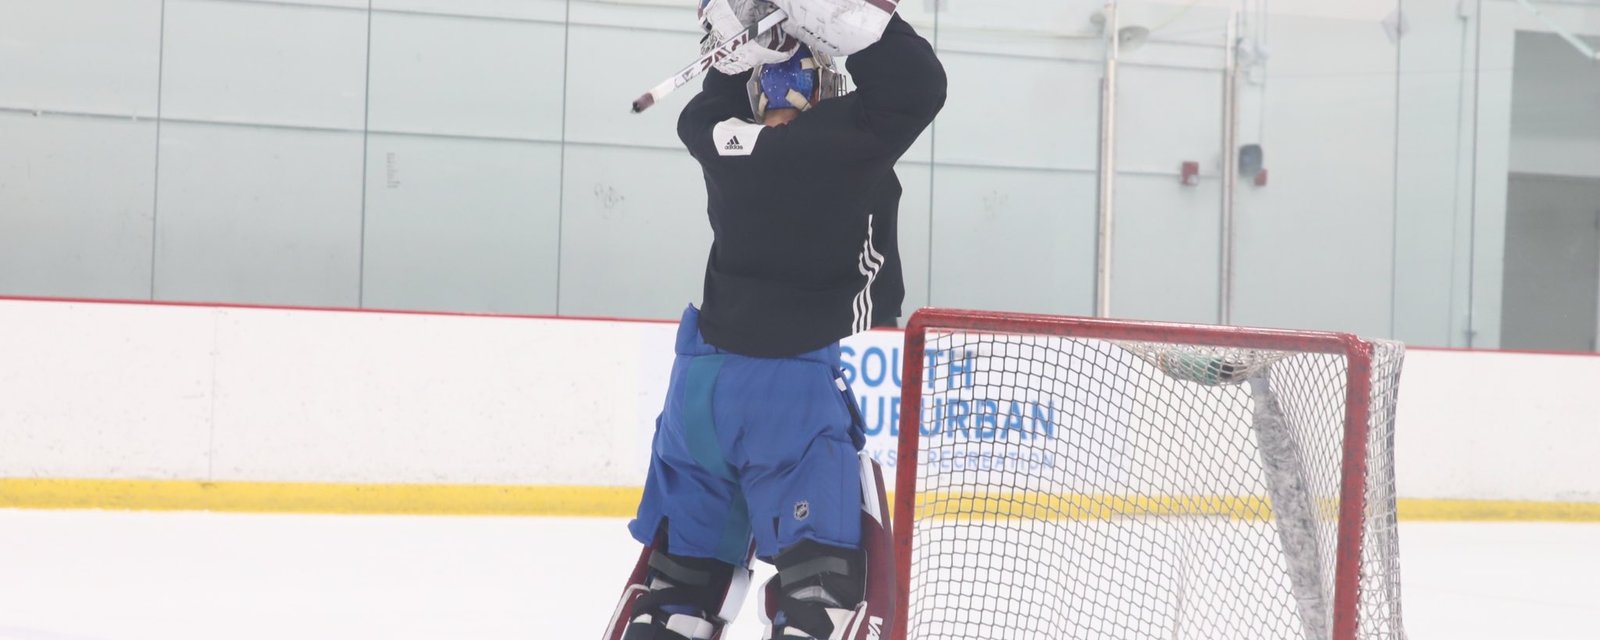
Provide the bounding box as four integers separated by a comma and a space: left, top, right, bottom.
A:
610, 522, 753, 640
622, 549, 738, 638
769, 540, 865, 638
646, 547, 739, 612
760, 454, 897, 640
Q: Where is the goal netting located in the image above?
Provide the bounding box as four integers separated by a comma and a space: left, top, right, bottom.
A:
892, 309, 1406, 640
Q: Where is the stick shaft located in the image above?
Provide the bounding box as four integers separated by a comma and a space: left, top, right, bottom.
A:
631, 9, 788, 113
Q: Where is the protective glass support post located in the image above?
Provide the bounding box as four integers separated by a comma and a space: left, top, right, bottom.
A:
1095, 0, 1120, 319
1219, 9, 1240, 326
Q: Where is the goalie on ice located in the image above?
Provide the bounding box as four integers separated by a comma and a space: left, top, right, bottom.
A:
604, 1, 945, 639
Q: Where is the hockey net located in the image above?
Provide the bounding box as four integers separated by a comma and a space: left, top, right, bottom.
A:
892, 309, 1406, 640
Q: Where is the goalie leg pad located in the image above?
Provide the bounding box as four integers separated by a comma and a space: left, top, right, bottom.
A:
764, 540, 864, 640
604, 526, 754, 640
758, 453, 895, 640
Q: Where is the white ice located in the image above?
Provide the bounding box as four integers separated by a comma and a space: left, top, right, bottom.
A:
0, 510, 1594, 639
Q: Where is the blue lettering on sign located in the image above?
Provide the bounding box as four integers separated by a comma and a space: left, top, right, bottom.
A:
861, 347, 887, 387
920, 398, 1056, 440
974, 400, 999, 439
951, 400, 970, 436
923, 447, 1062, 473
856, 395, 902, 437
866, 448, 898, 468
842, 341, 1063, 470
1032, 401, 1056, 438
841, 346, 904, 389
925, 349, 976, 390
840, 346, 858, 385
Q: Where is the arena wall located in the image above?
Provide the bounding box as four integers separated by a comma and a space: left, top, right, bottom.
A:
2, 297, 1597, 519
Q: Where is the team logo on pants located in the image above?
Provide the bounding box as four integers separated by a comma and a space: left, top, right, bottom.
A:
794, 500, 810, 521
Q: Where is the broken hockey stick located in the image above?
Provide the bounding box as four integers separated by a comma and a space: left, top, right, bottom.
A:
630, 8, 788, 114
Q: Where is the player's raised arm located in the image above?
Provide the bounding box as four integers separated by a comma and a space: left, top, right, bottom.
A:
677, 68, 758, 159
838, 13, 947, 155
677, 0, 800, 158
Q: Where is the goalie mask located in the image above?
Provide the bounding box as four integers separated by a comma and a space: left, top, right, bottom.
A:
749, 44, 851, 120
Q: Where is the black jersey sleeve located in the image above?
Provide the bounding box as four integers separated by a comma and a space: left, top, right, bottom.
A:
842, 13, 947, 156
678, 69, 755, 160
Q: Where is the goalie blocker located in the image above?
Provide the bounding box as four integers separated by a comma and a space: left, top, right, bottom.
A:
605, 453, 895, 640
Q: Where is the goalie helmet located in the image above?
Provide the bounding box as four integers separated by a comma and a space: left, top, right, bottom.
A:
748, 44, 851, 120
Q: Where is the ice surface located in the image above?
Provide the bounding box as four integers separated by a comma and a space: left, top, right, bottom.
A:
0, 510, 1593, 639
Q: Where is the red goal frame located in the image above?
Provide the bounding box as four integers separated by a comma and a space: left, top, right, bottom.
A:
891, 308, 1378, 640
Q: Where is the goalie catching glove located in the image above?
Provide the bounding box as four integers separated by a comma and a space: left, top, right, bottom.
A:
699, 0, 798, 75
769, 0, 899, 57
699, 0, 899, 73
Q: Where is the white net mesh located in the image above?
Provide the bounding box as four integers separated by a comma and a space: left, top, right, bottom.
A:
902, 324, 1406, 640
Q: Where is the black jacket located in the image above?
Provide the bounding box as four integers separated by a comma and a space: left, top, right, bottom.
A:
678, 14, 946, 357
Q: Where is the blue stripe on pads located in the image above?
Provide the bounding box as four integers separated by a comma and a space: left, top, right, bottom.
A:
717, 486, 751, 565
682, 355, 735, 482
683, 355, 750, 565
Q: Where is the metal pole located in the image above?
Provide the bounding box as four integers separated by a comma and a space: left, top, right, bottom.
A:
1220, 10, 1240, 325
1095, 0, 1120, 318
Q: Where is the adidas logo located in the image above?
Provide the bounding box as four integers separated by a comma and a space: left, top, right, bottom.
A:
723, 135, 743, 151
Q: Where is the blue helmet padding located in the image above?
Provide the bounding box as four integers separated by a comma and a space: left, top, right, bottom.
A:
758, 45, 818, 111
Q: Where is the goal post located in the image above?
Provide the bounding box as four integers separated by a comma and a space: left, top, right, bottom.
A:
892, 308, 1406, 640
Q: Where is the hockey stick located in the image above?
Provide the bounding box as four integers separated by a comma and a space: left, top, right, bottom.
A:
630, 8, 789, 114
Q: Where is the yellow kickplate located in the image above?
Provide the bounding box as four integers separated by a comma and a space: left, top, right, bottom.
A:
1397, 498, 1600, 523
0, 479, 642, 517
3, 479, 1598, 522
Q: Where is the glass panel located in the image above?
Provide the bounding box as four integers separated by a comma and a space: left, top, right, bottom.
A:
0, 114, 157, 299
1394, 0, 1476, 348
558, 145, 711, 318
0, 0, 162, 299
927, 0, 1103, 315
152, 123, 364, 307
1108, 1, 1231, 324
152, 0, 369, 306
0, 0, 1596, 351
557, 11, 705, 318
365, 9, 566, 141
876, 2, 937, 323
1500, 31, 1600, 351
361, 135, 563, 314
1230, 7, 1398, 338
359, 4, 568, 313
929, 165, 1098, 316
561, 8, 699, 150
896, 161, 934, 322
1502, 174, 1600, 351
158, 0, 368, 129
0, 0, 163, 115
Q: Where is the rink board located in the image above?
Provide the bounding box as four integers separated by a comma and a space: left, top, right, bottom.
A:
2, 296, 1599, 520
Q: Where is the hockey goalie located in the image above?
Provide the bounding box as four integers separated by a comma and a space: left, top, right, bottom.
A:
602, 0, 947, 639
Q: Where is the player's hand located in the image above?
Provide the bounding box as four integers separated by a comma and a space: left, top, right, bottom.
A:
699, 0, 796, 74
769, 0, 893, 56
